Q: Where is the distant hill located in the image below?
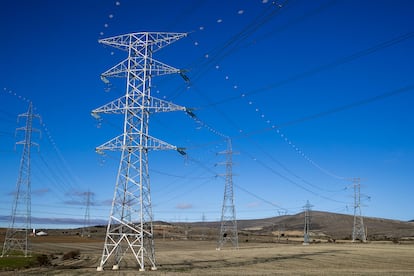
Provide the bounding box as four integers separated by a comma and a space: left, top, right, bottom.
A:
4, 211, 411, 243
188, 211, 414, 241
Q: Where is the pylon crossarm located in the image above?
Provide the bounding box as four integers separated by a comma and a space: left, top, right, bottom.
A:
95, 134, 132, 152
96, 132, 178, 153
146, 32, 187, 52
17, 110, 41, 121
92, 95, 186, 116
146, 134, 177, 151
92, 96, 128, 116
101, 59, 129, 78
99, 35, 132, 51
149, 96, 186, 113
93, 95, 147, 117
99, 32, 187, 53
148, 58, 181, 76
101, 57, 181, 80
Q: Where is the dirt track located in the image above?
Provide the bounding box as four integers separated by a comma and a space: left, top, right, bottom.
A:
2, 238, 413, 275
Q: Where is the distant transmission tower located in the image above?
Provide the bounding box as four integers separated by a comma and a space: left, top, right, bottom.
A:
81, 190, 92, 238
201, 213, 206, 240
352, 177, 366, 242
303, 200, 313, 245
2, 102, 39, 257
217, 138, 238, 250
276, 210, 287, 243
92, 32, 188, 272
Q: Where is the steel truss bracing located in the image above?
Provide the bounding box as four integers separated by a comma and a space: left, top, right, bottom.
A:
303, 200, 313, 245
2, 102, 39, 257
93, 32, 187, 272
352, 178, 366, 242
217, 138, 238, 250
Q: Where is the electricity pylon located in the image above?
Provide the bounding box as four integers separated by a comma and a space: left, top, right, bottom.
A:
352, 177, 366, 242
81, 190, 92, 238
2, 102, 39, 257
92, 32, 188, 272
303, 200, 313, 245
217, 138, 238, 250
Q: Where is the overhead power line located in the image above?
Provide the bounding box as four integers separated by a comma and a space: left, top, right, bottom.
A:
203, 31, 414, 108
278, 84, 414, 127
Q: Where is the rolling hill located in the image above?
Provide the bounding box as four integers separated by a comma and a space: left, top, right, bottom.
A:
187, 211, 414, 241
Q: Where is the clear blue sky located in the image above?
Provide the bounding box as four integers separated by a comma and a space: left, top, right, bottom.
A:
1, 0, 413, 229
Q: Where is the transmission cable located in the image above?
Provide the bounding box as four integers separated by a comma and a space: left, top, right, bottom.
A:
202, 30, 414, 108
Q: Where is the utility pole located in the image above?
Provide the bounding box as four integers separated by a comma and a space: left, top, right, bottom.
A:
92, 32, 188, 272
352, 178, 366, 242
303, 200, 313, 245
2, 102, 39, 257
217, 138, 238, 250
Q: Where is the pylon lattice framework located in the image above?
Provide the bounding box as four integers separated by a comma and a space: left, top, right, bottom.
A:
81, 190, 92, 238
2, 102, 39, 257
217, 138, 239, 250
352, 177, 366, 242
92, 32, 187, 272
303, 200, 313, 245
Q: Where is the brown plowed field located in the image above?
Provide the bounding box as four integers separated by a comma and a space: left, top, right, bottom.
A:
2, 237, 414, 275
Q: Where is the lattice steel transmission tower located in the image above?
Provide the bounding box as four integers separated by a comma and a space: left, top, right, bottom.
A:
352, 177, 366, 242
92, 32, 188, 272
217, 138, 238, 250
81, 190, 92, 238
2, 102, 39, 257
303, 200, 313, 245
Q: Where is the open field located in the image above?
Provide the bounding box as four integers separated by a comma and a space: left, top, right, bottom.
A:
1, 237, 414, 275
1, 213, 413, 274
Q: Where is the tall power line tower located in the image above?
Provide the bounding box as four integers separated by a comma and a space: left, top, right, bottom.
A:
2, 102, 39, 257
92, 32, 187, 272
303, 200, 313, 245
217, 138, 238, 250
81, 190, 92, 238
352, 177, 366, 242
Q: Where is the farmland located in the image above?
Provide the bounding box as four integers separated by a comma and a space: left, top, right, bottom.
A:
1, 236, 414, 275
1, 212, 414, 275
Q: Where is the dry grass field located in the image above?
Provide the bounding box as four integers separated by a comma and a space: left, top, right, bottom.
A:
2, 236, 414, 275
1, 212, 413, 275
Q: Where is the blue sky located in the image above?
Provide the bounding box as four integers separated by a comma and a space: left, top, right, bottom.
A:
1, 0, 413, 229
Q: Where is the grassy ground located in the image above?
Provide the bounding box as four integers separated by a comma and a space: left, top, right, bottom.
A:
0, 255, 38, 270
